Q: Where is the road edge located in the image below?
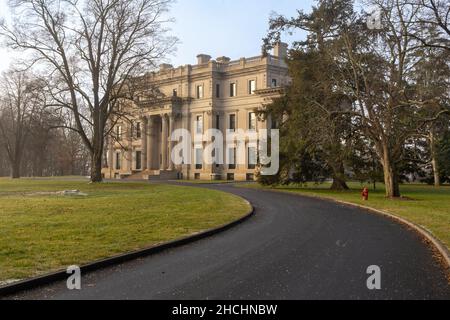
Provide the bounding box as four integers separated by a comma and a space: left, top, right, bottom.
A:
0, 199, 254, 297
337, 199, 450, 269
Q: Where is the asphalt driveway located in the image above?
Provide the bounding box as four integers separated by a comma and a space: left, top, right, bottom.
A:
4, 183, 450, 300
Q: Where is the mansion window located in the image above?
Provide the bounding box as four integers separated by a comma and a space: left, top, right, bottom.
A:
248, 146, 257, 170
229, 114, 236, 132
248, 112, 256, 130
196, 115, 203, 134
230, 82, 237, 97
195, 148, 203, 170
216, 115, 220, 130
173, 89, 178, 97
248, 80, 256, 95
196, 85, 204, 99
271, 117, 279, 130
228, 148, 236, 170
115, 152, 121, 170
116, 125, 122, 140
271, 78, 278, 87
135, 122, 141, 139
216, 83, 220, 98
135, 151, 142, 170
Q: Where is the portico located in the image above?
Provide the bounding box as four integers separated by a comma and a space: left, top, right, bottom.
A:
106, 111, 179, 178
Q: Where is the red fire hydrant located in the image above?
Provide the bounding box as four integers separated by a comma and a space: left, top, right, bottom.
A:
362, 187, 369, 201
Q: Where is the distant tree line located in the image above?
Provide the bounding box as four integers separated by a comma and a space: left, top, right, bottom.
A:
259, 0, 450, 197
0, 69, 90, 177
0, 126, 91, 178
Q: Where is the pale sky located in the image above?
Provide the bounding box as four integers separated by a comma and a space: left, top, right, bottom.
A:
0, 0, 314, 72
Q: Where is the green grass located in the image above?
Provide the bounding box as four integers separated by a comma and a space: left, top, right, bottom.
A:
0, 178, 250, 283
242, 182, 450, 251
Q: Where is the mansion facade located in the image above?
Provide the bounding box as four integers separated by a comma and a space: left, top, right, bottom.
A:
102, 43, 289, 181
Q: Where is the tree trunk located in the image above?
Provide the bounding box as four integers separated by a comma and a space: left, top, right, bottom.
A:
429, 131, 441, 187
331, 176, 350, 190
432, 158, 441, 187
88, 109, 106, 183
33, 153, 44, 177
382, 161, 400, 198
330, 162, 349, 190
71, 160, 76, 176
9, 147, 23, 179
90, 150, 103, 183
11, 161, 21, 179
379, 142, 401, 198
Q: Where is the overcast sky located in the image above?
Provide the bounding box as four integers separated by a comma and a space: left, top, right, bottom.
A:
0, 0, 314, 72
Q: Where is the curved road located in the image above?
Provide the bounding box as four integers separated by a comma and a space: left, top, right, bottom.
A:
6, 184, 450, 300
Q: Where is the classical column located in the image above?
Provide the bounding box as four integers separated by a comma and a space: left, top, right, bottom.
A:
168, 113, 174, 171
108, 136, 114, 169
234, 109, 243, 173
161, 114, 168, 170
126, 123, 133, 172
204, 110, 214, 175
141, 117, 148, 171
181, 111, 191, 179
147, 117, 154, 170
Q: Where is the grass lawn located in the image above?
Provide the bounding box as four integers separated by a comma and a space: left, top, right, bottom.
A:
242, 182, 450, 251
0, 178, 250, 283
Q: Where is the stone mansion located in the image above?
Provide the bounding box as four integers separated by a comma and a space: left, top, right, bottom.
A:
102, 43, 290, 181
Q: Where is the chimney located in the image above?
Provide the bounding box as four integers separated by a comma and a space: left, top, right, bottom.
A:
273, 42, 288, 59
197, 54, 212, 65
216, 56, 231, 64
159, 63, 173, 71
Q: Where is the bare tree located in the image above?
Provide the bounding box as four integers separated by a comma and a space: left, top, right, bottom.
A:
1, 0, 176, 182
0, 69, 44, 178
410, 0, 450, 51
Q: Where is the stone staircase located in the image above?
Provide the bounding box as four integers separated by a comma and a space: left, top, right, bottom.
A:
124, 170, 180, 181
159, 170, 180, 180
124, 171, 149, 180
